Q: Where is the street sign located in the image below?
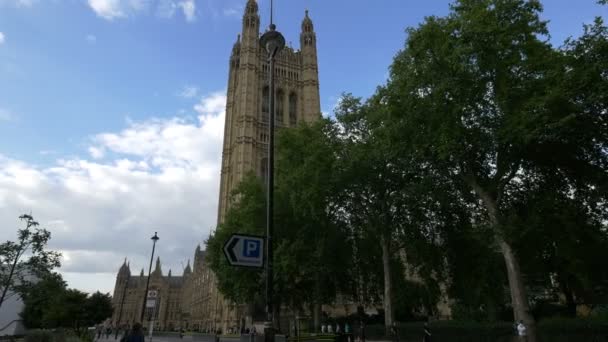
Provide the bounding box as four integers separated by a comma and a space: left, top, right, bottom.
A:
146, 299, 156, 308
146, 290, 158, 308
223, 234, 265, 268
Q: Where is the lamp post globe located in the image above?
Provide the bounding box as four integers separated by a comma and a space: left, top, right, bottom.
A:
260, 24, 286, 58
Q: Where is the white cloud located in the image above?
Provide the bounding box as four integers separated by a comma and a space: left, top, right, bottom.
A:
157, 0, 196, 22
178, 0, 195, 22
0, 91, 226, 293
0, 0, 36, 7
88, 146, 105, 159
156, 0, 177, 18
87, 0, 150, 20
0, 32, 5, 45
86, 34, 97, 44
178, 85, 198, 99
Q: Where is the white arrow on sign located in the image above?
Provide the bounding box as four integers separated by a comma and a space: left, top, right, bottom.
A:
223, 234, 265, 268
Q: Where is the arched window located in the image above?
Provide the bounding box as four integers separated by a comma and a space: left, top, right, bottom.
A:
262, 86, 269, 122
276, 89, 284, 125
289, 93, 297, 126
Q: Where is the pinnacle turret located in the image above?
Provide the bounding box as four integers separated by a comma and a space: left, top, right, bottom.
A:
184, 259, 192, 275
302, 9, 314, 33
118, 258, 130, 277
153, 256, 162, 276
245, 0, 258, 15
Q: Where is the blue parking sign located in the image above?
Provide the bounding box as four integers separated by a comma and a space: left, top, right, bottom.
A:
243, 239, 261, 258
223, 234, 265, 268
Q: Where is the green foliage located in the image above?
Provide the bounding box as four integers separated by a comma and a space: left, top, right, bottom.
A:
207, 173, 267, 304
208, 0, 608, 332
21, 273, 113, 331
274, 119, 353, 310
208, 121, 354, 315
24, 329, 91, 342
0, 214, 61, 310
84, 292, 114, 326
381, 0, 608, 331
20, 272, 67, 329
43, 289, 89, 330
361, 319, 608, 342
25, 329, 53, 342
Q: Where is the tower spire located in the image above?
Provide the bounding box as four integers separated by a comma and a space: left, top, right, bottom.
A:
270, 0, 274, 26
154, 256, 162, 276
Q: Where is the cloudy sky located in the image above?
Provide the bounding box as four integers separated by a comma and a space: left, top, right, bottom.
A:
0, 0, 606, 294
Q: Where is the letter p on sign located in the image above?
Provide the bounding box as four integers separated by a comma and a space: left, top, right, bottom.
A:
243, 239, 260, 258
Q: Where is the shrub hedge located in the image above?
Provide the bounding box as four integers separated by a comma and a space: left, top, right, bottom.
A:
24, 329, 91, 342
356, 319, 608, 342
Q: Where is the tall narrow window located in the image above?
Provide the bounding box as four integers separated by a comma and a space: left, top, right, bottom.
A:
262, 86, 269, 122
276, 89, 284, 126
289, 93, 297, 126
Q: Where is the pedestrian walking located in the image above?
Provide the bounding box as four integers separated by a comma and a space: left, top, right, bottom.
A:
516, 320, 527, 341
121, 322, 145, 342
359, 321, 365, 342
423, 323, 431, 342
345, 322, 351, 342
390, 322, 399, 342
96, 325, 103, 340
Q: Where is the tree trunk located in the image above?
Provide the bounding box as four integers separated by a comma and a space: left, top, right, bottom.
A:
466, 175, 537, 342
312, 303, 321, 333
482, 196, 537, 342
380, 234, 394, 335
0, 250, 21, 310
557, 274, 577, 317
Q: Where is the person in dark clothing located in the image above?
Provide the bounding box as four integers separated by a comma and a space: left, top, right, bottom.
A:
390, 322, 399, 342
121, 322, 145, 342
423, 323, 431, 342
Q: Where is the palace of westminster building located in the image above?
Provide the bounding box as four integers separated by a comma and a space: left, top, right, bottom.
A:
110, 0, 453, 332
110, 0, 324, 332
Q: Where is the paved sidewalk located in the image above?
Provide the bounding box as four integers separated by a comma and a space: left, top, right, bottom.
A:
96, 336, 192, 342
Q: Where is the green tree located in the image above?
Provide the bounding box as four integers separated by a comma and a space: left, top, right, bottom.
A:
0, 214, 61, 310
274, 119, 353, 329
207, 173, 267, 305
385, 0, 607, 340
43, 289, 89, 332
334, 94, 453, 331
84, 292, 114, 326
20, 272, 67, 329
208, 120, 355, 330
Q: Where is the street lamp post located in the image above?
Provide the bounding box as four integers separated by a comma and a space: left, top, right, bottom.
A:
140, 232, 160, 322
115, 275, 130, 339
260, 1, 285, 341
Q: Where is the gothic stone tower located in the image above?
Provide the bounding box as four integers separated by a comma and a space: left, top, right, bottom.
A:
217, 0, 321, 222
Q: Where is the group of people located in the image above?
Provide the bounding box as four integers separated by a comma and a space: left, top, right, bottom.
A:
388, 322, 431, 342
94, 323, 144, 342
320, 322, 351, 335
95, 325, 115, 340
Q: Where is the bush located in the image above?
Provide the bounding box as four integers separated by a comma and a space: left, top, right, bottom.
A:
25, 329, 53, 342
24, 329, 90, 342
357, 319, 608, 342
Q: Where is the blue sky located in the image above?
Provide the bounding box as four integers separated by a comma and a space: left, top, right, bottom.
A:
0, 0, 606, 293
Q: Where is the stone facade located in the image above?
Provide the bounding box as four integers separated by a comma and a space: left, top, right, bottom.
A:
111, 247, 240, 332
112, 0, 320, 332
217, 0, 321, 222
